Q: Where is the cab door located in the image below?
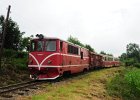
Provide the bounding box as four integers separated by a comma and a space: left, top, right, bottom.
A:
60, 41, 63, 66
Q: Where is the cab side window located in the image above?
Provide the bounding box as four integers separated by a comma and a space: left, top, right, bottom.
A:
68, 44, 79, 55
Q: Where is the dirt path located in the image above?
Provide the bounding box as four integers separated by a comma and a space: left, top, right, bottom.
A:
17, 67, 123, 100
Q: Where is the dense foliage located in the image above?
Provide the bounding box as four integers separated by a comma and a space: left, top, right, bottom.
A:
19, 37, 30, 51
0, 15, 24, 51
1, 49, 28, 70
67, 35, 85, 47
100, 51, 113, 56
108, 43, 140, 100
0, 15, 29, 70
67, 35, 94, 52
120, 43, 140, 67
84, 44, 94, 52
107, 67, 140, 100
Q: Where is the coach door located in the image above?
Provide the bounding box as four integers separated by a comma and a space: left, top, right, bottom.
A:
60, 41, 63, 66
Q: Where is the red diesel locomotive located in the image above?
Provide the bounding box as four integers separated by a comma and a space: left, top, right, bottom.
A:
28, 35, 120, 80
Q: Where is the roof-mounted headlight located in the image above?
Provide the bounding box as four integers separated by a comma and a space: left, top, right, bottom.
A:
36, 34, 44, 39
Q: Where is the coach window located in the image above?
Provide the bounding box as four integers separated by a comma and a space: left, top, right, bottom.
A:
81, 52, 83, 59
45, 40, 56, 51
60, 41, 63, 52
105, 57, 107, 61
68, 45, 79, 55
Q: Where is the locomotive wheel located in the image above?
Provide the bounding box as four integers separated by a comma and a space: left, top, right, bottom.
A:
63, 71, 71, 78
83, 68, 88, 73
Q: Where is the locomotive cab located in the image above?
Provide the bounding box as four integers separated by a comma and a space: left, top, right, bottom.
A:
28, 36, 60, 80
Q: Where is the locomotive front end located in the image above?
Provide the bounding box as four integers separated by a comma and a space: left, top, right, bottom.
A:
28, 35, 60, 80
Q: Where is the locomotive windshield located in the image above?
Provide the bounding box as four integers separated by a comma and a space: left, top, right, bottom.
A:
45, 40, 56, 51
31, 40, 44, 51
30, 40, 56, 52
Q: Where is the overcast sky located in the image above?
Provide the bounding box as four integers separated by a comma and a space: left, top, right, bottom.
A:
1, 0, 140, 57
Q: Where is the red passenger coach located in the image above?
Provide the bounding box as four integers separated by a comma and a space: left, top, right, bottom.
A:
102, 55, 120, 67
89, 52, 103, 69
28, 36, 89, 80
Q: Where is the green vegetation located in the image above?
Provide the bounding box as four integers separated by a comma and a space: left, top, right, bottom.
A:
0, 15, 30, 86
107, 43, 140, 100
67, 35, 94, 52
100, 51, 113, 56
29, 67, 122, 100
67, 35, 85, 47
0, 49, 28, 86
84, 44, 94, 52
0, 15, 29, 70
2, 49, 28, 70
107, 67, 140, 100
0, 15, 24, 51
120, 43, 140, 67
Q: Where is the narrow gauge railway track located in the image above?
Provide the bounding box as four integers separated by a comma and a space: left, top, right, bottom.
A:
0, 80, 38, 94
0, 68, 114, 96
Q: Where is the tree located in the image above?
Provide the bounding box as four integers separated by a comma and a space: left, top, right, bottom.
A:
126, 43, 140, 62
100, 51, 106, 55
67, 36, 95, 52
0, 16, 4, 33
120, 43, 140, 66
67, 35, 84, 47
0, 15, 24, 51
85, 44, 94, 52
100, 51, 113, 56
107, 54, 113, 56
19, 37, 30, 51
119, 53, 127, 61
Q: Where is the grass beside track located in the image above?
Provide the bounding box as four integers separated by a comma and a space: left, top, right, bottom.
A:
20, 67, 123, 100
107, 67, 140, 100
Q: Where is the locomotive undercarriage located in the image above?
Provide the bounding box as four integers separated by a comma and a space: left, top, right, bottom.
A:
29, 67, 60, 80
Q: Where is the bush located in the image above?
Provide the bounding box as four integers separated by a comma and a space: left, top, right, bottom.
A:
107, 68, 140, 100
2, 49, 28, 70
16, 52, 28, 58
125, 69, 140, 97
133, 63, 140, 68
3, 49, 28, 58
11, 58, 28, 70
124, 58, 135, 66
3, 49, 17, 58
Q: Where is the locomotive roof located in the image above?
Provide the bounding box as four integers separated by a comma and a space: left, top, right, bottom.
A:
90, 52, 103, 57
100, 54, 118, 59
31, 37, 118, 59
32, 37, 59, 40
32, 37, 90, 50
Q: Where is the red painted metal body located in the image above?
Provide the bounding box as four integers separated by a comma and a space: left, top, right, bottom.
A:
89, 52, 103, 69
28, 38, 89, 80
28, 37, 120, 80
102, 55, 120, 67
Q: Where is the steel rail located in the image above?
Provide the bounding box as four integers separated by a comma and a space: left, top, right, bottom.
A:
0, 80, 37, 94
